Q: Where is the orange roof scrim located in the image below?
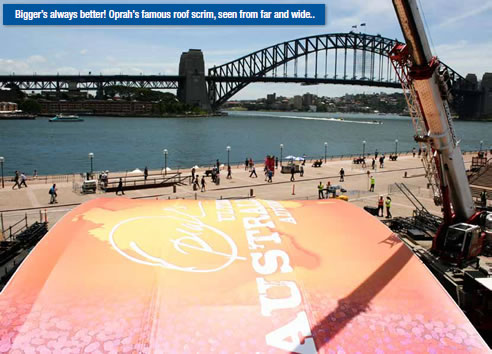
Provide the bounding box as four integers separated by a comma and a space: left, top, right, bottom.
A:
0, 198, 488, 352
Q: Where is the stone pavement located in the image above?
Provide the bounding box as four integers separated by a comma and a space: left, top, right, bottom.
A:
0, 153, 476, 232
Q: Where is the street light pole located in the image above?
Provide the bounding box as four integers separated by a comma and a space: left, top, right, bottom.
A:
280, 144, 283, 166
163, 149, 168, 175
0, 157, 4, 188
88, 153, 94, 177
324, 142, 327, 163
395, 139, 399, 155
226, 146, 231, 166
362, 140, 366, 157
480, 140, 483, 152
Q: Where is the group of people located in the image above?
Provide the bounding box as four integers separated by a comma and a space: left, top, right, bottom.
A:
190, 168, 207, 192
11, 171, 28, 189
378, 196, 392, 218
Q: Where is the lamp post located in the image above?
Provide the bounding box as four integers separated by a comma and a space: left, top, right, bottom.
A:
395, 139, 399, 155
163, 149, 168, 175
362, 140, 366, 157
88, 153, 94, 176
226, 146, 231, 166
324, 142, 327, 163
0, 157, 4, 188
480, 140, 483, 152
280, 144, 283, 166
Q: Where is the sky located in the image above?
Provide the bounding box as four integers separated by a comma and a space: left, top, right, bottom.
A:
0, 0, 491, 99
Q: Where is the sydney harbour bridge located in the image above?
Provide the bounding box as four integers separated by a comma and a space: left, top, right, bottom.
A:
0, 32, 488, 119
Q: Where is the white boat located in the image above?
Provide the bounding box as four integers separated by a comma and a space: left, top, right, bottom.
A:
49, 114, 84, 122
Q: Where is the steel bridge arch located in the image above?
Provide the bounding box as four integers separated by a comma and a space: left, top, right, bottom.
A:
207, 32, 466, 109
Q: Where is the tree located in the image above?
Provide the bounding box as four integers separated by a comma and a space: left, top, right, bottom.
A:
19, 99, 41, 114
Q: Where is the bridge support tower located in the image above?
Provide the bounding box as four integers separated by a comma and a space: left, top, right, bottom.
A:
177, 49, 211, 112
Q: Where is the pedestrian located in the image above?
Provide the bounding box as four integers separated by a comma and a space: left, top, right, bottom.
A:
290, 165, 295, 182
245, 158, 249, 171
20, 172, 28, 188
144, 166, 148, 181
385, 196, 392, 218
412, 147, 416, 157
216, 159, 220, 170
318, 182, 324, 199
193, 175, 199, 191
249, 158, 253, 169
249, 165, 257, 178
264, 166, 269, 181
227, 165, 232, 179
300, 165, 304, 177
12, 171, 21, 189
481, 189, 488, 208
268, 169, 273, 183
369, 175, 375, 192
275, 156, 279, 169
33, 169, 38, 179
379, 156, 384, 168
116, 178, 125, 195
191, 167, 196, 183
326, 180, 332, 198
49, 184, 58, 204
372, 158, 376, 170
382, 154, 385, 168
375, 150, 379, 159
302, 154, 306, 166
201, 175, 206, 192
339, 168, 345, 182
377, 196, 384, 217
211, 168, 217, 183
216, 171, 220, 185
418, 148, 422, 157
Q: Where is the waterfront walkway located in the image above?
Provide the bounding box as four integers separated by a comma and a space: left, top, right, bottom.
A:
0, 153, 478, 231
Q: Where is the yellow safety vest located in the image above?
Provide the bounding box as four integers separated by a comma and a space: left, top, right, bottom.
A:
318, 184, 324, 191
385, 199, 391, 208
370, 177, 375, 185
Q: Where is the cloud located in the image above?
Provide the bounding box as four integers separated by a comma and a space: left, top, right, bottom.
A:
437, 1, 492, 28
26, 55, 47, 64
80, 49, 88, 55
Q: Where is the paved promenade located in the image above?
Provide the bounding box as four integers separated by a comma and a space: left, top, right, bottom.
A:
0, 154, 476, 232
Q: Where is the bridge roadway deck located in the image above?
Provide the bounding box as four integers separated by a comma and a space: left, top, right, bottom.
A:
0, 153, 481, 232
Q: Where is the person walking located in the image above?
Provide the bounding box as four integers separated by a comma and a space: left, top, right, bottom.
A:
216, 159, 220, 170
300, 165, 304, 177
318, 182, 324, 199
20, 173, 28, 188
49, 184, 58, 204
267, 169, 273, 183
385, 196, 392, 218
201, 175, 206, 192
377, 196, 384, 217
33, 169, 38, 179
339, 168, 345, 182
191, 167, 196, 183
412, 147, 416, 157
375, 150, 378, 159
275, 156, 279, 169
227, 165, 232, 179
144, 167, 148, 181
249, 165, 257, 178
379, 156, 384, 168
193, 175, 199, 191
481, 189, 488, 208
372, 158, 376, 170
116, 178, 125, 195
290, 165, 295, 182
369, 175, 375, 192
12, 171, 21, 190
245, 158, 249, 171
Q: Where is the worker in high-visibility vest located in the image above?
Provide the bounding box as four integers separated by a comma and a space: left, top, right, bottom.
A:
377, 196, 384, 217
369, 175, 375, 192
318, 182, 324, 199
385, 196, 392, 218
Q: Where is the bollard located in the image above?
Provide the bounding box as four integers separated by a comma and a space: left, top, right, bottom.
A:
404, 171, 408, 178
173, 185, 177, 193
292, 184, 295, 195
44, 209, 48, 223
250, 188, 254, 197
168, 196, 171, 200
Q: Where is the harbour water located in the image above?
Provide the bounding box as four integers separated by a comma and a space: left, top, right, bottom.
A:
0, 111, 490, 176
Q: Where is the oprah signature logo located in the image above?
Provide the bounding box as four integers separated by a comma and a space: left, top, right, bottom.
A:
108, 204, 245, 272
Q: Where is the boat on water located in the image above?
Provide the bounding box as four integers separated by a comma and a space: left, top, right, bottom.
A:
49, 114, 84, 122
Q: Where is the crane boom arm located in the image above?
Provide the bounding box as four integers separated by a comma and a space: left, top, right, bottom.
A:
392, 0, 475, 221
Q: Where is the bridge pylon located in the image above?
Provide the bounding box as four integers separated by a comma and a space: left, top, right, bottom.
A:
177, 49, 211, 112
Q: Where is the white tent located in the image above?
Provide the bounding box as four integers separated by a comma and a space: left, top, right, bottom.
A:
129, 168, 143, 174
